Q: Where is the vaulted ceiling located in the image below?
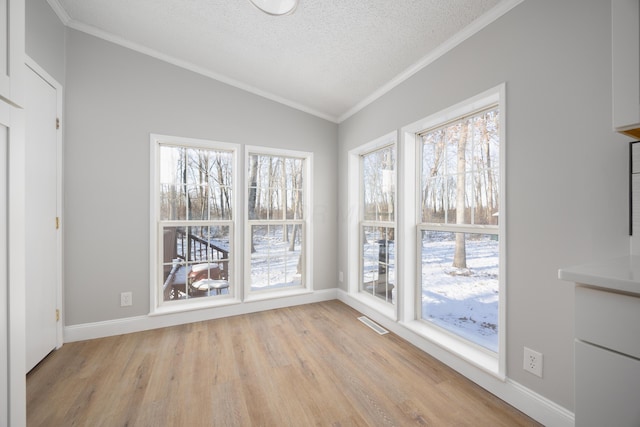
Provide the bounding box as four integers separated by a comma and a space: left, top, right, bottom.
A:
50, 0, 518, 122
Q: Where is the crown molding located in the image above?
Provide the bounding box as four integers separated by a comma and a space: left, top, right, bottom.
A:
337, 0, 525, 123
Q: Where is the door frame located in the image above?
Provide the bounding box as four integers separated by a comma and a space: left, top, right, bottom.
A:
25, 56, 63, 349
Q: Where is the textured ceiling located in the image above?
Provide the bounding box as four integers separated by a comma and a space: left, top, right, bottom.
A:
50, 0, 517, 122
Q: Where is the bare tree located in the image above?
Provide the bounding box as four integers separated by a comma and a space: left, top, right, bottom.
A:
288, 159, 303, 251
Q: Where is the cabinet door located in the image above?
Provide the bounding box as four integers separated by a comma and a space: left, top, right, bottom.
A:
575, 286, 640, 358
575, 340, 640, 427
0, 0, 24, 105
612, 0, 640, 135
0, 0, 8, 97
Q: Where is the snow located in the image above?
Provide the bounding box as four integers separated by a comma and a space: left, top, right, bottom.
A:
361, 229, 498, 352
421, 232, 499, 352
250, 225, 302, 291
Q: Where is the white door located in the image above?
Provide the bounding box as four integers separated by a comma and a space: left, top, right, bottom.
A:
25, 64, 59, 372
0, 119, 8, 425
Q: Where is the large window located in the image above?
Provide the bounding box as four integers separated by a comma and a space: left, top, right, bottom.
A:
360, 145, 396, 304
151, 135, 238, 310
419, 106, 501, 352
246, 148, 310, 295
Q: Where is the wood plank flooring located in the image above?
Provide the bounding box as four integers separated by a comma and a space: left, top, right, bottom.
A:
27, 301, 542, 426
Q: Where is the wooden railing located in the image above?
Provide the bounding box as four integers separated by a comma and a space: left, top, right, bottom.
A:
163, 229, 231, 300
185, 233, 229, 262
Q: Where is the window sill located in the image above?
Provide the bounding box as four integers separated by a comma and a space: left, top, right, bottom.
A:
350, 291, 397, 321
401, 319, 504, 380
244, 287, 312, 303
149, 296, 242, 316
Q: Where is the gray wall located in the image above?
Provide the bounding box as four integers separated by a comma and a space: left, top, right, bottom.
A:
338, 0, 629, 411
25, 0, 65, 83
64, 30, 338, 325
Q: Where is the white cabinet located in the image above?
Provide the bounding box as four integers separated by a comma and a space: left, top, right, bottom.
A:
559, 257, 640, 427
0, 0, 25, 106
575, 340, 640, 427
612, 0, 640, 138
574, 286, 640, 426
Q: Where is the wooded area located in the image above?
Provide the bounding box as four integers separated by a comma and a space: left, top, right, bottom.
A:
248, 153, 306, 289
362, 144, 395, 223
421, 107, 499, 226
421, 107, 500, 268
248, 153, 305, 252
159, 145, 233, 221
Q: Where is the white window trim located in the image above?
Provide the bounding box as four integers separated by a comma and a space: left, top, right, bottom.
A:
347, 131, 398, 320
149, 134, 242, 315
243, 145, 313, 302
400, 83, 506, 379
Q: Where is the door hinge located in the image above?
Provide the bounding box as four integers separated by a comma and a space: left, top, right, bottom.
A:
55, 217, 60, 229
56, 117, 60, 130
56, 309, 60, 322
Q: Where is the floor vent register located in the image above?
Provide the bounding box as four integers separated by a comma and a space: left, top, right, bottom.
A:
357, 316, 389, 335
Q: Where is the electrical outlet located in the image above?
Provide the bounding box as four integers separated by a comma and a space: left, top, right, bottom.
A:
523, 347, 543, 377
120, 291, 132, 307
339, 271, 344, 282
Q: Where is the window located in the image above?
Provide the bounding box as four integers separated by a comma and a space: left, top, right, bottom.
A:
246, 148, 311, 295
360, 145, 396, 304
150, 135, 238, 310
418, 105, 501, 353
347, 132, 397, 318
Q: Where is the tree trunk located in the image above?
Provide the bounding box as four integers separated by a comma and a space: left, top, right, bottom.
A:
288, 225, 297, 251
216, 156, 225, 219
484, 114, 495, 222
248, 155, 259, 253
453, 123, 468, 269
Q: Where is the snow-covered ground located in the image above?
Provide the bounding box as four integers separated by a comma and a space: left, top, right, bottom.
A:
250, 226, 302, 291
421, 232, 499, 352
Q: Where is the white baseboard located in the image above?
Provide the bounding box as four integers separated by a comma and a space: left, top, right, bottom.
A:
336, 289, 574, 427
64, 288, 337, 343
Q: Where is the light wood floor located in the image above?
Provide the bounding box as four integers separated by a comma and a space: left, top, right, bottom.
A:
27, 301, 542, 426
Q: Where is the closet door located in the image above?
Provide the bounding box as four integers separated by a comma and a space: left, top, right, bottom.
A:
0, 116, 7, 427
25, 64, 60, 372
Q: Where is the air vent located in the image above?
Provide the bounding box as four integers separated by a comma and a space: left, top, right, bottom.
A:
357, 316, 389, 335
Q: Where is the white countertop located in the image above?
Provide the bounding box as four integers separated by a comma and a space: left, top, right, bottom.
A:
558, 255, 640, 295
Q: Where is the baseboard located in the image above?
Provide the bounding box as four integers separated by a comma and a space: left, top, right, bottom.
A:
64, 288, 337, 343
337, 289, 575, 427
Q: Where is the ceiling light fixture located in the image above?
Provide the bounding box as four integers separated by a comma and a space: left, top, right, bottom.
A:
248, 0, 298, 16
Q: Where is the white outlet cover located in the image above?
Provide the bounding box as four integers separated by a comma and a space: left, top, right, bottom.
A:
523, 347, 543, 378
120, 292, 132, 307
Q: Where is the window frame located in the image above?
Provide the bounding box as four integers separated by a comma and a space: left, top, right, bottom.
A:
347, 132, 398, 320
149, 134, 241, 315
244, 145, 313, 301
400, 84, 506, 378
